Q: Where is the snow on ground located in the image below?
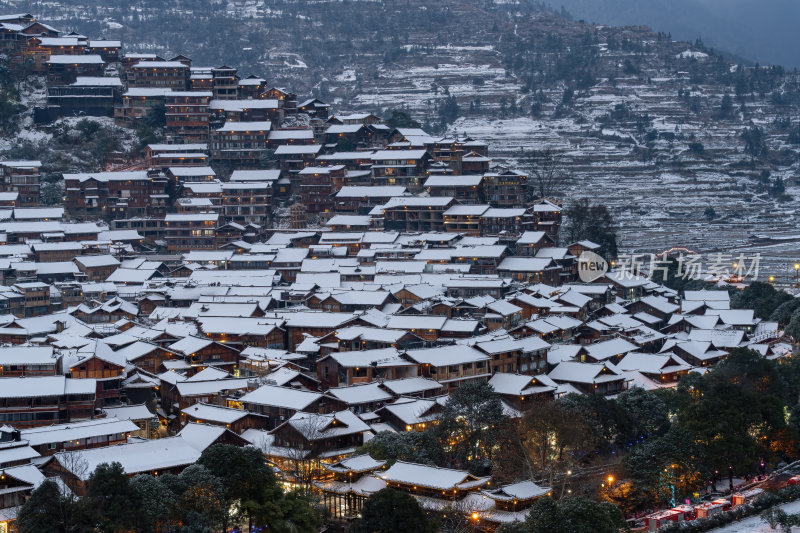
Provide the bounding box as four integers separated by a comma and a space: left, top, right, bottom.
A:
335, 69, 357, 82
449, 116, 570, 151
0, 9, 795, 263
677, 49, 710, 60
711, 499, 800, 532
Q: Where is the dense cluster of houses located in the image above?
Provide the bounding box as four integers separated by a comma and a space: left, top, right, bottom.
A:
0, 215, 786, 529
2, 12, 547, 237
0, 11, 790, 532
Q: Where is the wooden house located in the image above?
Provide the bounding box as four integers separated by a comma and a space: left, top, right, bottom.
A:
487, 372, 558, 410
239, 385, 344, 429
127, 60, 190, 90
482, 170, 527, 208
165, 335, 241, 373
405, 345, 490, 393
69, 351, 125, 406
317, 348, 416, 388
181, 402, 269, 433
46, 54, 103, 85
165, 91, 211, 144
547, 361, 629, 395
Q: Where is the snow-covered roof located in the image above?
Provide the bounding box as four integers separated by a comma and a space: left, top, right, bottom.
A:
425, 175, 484, 187
54, 436, 201, 480
686, 328, 744, 348
20, 417, 139, 446
72, 76, 123, 87
0, 345, 54, 365
327, 382, 393, 405
377, 460, 490, 491
0, 376, 95, 398
483, 480, 550, 501
443, 205, 490, 216
321, 348, 410, 369
683, 290, 730, 302
283, 409, 371, 440
168, 166, 215, 177
48, 54, 103, 64
548, 361, 625, 385
274, 144, 322, 155
229, 169, 281, 182
378, 398, 441, 426
336, 185, 408, 198
583, 337, 638, 361
240, 384, 322, 410
165, 213, 219, 222
210, 99, 279, 111
705, 309, 756, 326
175, 378, 250, 397
323, 454, 386, 474
74, 255, 120, 268
177, 423, 237, 451
639, 295, 680, 314
380, 377, 443, 396
0, 443, 40, 465
489, 372, 558, 396
404, 345, 489, 366
185, 367, 230, 382
326, 215, 372, 227
102, 404, 154, 421
382, 196, 454, 209
616, 352, 692, 375
216, 121, 272, 132
132, 60, 188, 68
268, 129, 314, 140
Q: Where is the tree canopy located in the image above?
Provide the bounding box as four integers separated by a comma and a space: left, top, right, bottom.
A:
499, 496, 626, 533
385, 109, 421, 129
18, 445, 323, 533
348, 488, 438, 533
564, 198, 619, 258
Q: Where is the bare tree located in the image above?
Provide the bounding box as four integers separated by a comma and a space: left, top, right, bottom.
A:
514, 400, 593, 492
50, 451, 90, 532
439, 499, 483, 533
57, 450, 90, 490
528, 149, 568, 202
258, 414, 330, 491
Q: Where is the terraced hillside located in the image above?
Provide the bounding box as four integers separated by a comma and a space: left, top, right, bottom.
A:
2, 0, 800, 266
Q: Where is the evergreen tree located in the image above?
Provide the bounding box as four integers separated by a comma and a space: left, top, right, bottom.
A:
741, 125, 767, 160
130, 474, 176, 533
84, 462, 141, 533
719, 93, 734, 117
356, 430, 445, 466
173, 464, 228, 532
385, 109, 421, 129
504, 496, 625, 533
17, 481, 67, 533
438, 96, 459, 125
349, 488, 437, 533
436, 380, 503, 470
565, 198, 619, 258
